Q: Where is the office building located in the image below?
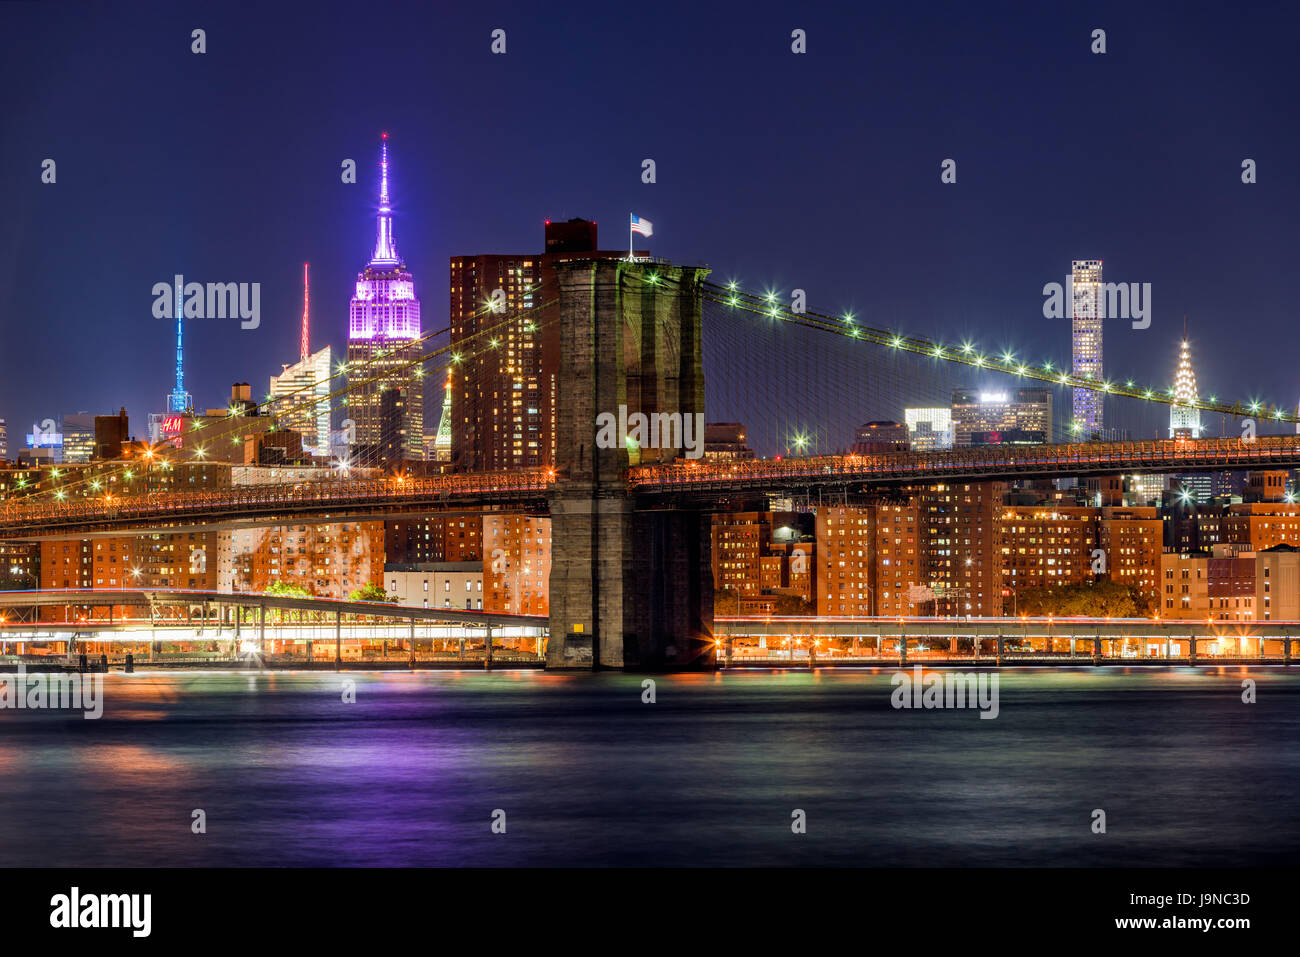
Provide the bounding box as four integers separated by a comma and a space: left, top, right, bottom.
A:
851, 421, 908, 453
450, 218, 642, 471
703, 422, 755, 462
346, 134, 424, 460
94, 408, 130, 460
1257, 544, 1300, 621
62, 413, 96, 463
903, 407, 953, 451
951, 388, 1052, 446
385, 563, 483, 611
270, 345, 333, 455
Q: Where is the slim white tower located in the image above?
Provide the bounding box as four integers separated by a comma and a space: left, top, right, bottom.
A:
1071, 259, 1104, 437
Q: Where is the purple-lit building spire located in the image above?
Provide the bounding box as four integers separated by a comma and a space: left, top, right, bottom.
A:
348, 133, 421, 341
372, 132, 399, 266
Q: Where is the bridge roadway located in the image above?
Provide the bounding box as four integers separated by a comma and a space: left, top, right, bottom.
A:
0, 471, 553, 539
714, 614, 1300, 642
715, 615, 1299, 664
0, 588, 548, 629
3, 436, 1300, 539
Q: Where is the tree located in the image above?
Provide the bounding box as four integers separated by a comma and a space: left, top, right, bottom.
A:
350, 581, 397, 604
265, 580, 311, 598
714, 587, 743, 616
771, 593, 815, 616
1015, 579, 1149, 618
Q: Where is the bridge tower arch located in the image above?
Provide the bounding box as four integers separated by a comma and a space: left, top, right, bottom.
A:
546, 259, 714, 670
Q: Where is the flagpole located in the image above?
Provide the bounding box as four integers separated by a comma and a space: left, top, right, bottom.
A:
629, 213, 633, 261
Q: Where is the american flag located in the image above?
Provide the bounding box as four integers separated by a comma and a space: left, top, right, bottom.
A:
630, 213, 653, 237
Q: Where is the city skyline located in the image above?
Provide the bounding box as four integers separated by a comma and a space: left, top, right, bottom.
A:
2, 2, 1298, 449
6, 0, 1300, 913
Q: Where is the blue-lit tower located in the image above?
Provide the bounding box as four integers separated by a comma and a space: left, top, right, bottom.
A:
167, 280, 192, 413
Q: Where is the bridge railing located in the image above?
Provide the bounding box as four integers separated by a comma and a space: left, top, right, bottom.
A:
629, 435, 1300, 488
0, 469, 556, 530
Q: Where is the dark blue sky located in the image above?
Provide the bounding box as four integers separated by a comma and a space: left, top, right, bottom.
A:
1, 0, 1297, 451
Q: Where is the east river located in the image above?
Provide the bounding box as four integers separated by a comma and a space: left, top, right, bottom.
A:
1, 668, 1296, 866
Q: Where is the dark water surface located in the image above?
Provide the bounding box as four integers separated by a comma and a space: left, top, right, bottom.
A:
1, 667, 1296, 867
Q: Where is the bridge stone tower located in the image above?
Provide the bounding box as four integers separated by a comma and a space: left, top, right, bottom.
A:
546, 259, 715, 670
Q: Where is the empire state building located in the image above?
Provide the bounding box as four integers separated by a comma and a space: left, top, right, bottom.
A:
346, 133, 424, 460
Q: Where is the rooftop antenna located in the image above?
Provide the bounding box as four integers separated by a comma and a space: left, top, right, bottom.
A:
301, 262, 310, 363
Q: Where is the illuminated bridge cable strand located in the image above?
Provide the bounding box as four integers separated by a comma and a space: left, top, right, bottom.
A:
695, 279, 1300, 429
6, 285, 557, 506
701, 289, 959, 458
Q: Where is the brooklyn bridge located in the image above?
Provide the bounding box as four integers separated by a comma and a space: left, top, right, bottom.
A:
4, 260, 1300, 669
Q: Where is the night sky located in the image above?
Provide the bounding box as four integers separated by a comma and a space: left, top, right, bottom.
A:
2, 0, 1297, 453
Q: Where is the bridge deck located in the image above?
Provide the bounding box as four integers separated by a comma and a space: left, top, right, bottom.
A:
0, 589, 547, 628
4, 437, 1300, 538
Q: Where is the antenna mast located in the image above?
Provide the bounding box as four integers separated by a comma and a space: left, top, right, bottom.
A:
301, 262, 310, 363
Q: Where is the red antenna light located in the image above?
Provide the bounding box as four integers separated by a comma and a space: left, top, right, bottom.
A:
300, 263, 310, 363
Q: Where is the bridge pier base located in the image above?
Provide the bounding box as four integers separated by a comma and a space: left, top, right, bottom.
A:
544, 259, 712, 671
546, 490, 714, 670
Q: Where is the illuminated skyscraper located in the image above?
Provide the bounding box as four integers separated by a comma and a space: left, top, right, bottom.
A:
449, 219, 640, 471
346, 134, 424, 460
951, 388, 1053, 446
1169, 336, 1202, 439
432, 371, 452, 462
903, 407, 953, 451
271, 346, 333, 455
1071, 259, 1104, 436
271, 264, 333, 454
449, 254, 542, 470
